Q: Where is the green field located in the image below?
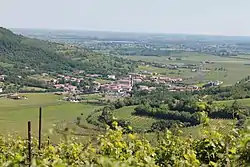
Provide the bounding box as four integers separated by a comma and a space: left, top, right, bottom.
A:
137, 65, 168, 74
0, 62, 13, 68
137, 65, 196, 78
95, 78, 112, 84
0, 93, 102, 140
80, 93, 102, 100
216, 98, 250, 106
112, 105, 237, 135
126, 52, 250, 85
113, 106, 157, 130
0, 92, 249, 141
182, 119, 236, 138
111, 103, 249, 138
28, 74, 54, 82
20, 86, 46, 91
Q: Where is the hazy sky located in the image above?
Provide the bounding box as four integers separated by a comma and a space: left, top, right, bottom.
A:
1, 0, 250, 36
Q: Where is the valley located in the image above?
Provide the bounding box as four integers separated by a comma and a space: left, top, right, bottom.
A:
0, 27, 249, 166
1, 28, 250, 138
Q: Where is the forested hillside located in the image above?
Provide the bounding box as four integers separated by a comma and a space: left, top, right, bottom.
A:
0, 27, 136, 79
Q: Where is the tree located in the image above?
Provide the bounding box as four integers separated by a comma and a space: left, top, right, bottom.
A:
232, 100, 240, 119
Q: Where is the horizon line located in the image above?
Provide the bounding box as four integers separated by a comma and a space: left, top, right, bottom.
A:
9, 27, 250, 39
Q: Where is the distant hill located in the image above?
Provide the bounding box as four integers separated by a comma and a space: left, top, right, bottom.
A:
0, 27, 135, 82
0, 27, 82, 73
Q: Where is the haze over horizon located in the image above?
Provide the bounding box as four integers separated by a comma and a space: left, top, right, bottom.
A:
1, 0, 250, 36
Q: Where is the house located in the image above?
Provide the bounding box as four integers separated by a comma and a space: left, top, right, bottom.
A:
47, 79, 58, 85
86, 74, 101, 78
54, 84, 65, 89
141, 71, 153, 75
64, 76, 71, 81
203, 81, 223, 88
57, 74, 65, 78
7, 93, 22, 100
54, 92, 63, 95
133, 79, 142, 83
73, 70, 85, 75
100, 84, 122, 93
138, 85, 149, 91
42, 73, 49, 76
117, 79, 131, 86
71, 77, 78, 82
108, 75, 116, 80
66, 85, 77, 92
148, 87, 156, 91
0, 75, 6, 81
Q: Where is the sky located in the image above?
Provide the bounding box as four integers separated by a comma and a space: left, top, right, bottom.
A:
1, 0, 250, 36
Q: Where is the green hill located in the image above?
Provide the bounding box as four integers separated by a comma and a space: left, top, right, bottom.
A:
0, 27, 78, 73
0, 27, 135, 82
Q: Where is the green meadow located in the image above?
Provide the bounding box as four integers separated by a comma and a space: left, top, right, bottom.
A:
0, 93, 102, 140
113, 106, 157, 130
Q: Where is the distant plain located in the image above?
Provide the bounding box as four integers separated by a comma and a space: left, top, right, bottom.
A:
125, 52, 250, 85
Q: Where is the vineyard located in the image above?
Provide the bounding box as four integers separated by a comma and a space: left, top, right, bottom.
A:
0, 119, 249, 166
182, 119, 238, 138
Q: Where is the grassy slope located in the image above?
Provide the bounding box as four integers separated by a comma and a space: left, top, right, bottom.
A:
0, 27, 79, 73
215, 98, 250, 106
0, 93, 102, 139
113, 106, 157, 130
182, 119, 236, 138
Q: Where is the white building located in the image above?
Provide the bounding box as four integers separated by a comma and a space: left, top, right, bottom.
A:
108, 75, 116, 80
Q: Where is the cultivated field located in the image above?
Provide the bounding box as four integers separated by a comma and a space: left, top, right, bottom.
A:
216, 98, 250, 106
125, 52, 250, 85
0, 93, 102, 140
113, 106, 157, 130
182, 119, 237, 138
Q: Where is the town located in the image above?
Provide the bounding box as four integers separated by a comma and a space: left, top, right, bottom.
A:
0, 67, 224, 102
33, 71, 223, 101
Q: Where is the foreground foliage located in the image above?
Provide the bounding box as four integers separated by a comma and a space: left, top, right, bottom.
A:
0, 119, 249, 167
